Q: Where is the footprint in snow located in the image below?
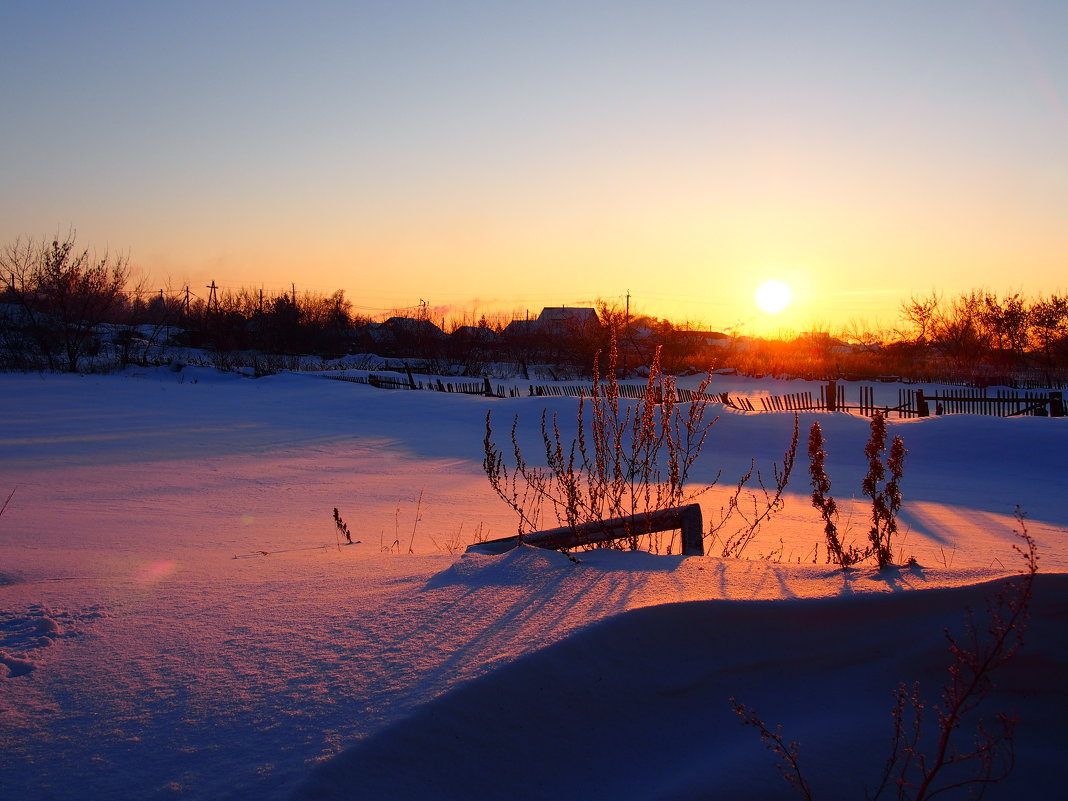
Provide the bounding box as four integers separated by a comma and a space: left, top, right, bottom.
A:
0, 604, 108, 679
0, 650, 36, 678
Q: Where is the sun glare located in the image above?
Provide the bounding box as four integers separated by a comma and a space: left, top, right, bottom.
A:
755, 279, 793, 315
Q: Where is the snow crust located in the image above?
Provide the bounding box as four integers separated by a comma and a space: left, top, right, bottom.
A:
1, 368, 1065, 799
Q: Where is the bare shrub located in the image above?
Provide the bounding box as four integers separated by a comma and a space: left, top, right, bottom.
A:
808, 421, 868, 568
732, 516, 1039, 800
870, 510, 1038, 799
864, 411, 906, 569
1, 234, 130, 372
805, 412, 905, 570
483, 337, 721, 553
708, 415, 798, 559
729, 700, 814, 801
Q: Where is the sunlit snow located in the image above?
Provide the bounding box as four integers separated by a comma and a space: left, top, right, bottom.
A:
1, 367, 1064, 800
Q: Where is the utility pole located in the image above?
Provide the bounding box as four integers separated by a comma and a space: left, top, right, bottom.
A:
206, 281, 219, 314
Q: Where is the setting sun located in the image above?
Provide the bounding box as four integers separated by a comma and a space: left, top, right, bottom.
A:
754, 279, 793, 315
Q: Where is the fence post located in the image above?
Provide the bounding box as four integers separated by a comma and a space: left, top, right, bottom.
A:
825, 380, 837, 412
915, 389, 930, 417
1050, 391, 1064, 417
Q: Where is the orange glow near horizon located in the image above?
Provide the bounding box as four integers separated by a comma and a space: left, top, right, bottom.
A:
2, 4, 1065, 341
122, 229, 1066, 341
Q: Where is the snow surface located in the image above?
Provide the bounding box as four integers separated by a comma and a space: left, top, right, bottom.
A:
1, 367, 1065, 800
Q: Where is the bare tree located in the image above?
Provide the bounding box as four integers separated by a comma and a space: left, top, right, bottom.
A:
931, 291, 986, 370
1029, 294, 1068, 370
1, 233, 130, 372
899, 291, 941, 346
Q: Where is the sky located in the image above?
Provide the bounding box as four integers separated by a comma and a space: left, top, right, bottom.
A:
2, 0, 1066, 335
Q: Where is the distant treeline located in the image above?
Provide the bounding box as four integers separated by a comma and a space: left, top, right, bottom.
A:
3, 233, 1068, 386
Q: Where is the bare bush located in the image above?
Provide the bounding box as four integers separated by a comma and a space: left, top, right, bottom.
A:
1, 234, 130, 372
484, 337, 721, 553
708, 415, 798, 559
808, 421, 868, 568
864, 411, 906, 569
805, 412, 905, 570
733, 516, 1039, 800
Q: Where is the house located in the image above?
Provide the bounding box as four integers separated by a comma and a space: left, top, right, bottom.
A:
381, 316, 446, 340
535, 307, 600, 337
501, 319, 540, 339
451, 325, 500, 343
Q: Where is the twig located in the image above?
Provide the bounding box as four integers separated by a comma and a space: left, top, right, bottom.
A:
730, 699, 815, 801
407, 489, 424, 554
0, 486, 15, 519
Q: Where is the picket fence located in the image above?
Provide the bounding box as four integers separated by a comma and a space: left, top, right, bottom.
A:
324, 374, 1065, 418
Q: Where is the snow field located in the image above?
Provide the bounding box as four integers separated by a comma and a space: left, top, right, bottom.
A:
1, 367, 1065, 799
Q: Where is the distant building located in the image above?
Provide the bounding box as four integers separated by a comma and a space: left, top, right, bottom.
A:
451, 325, 500, 343
501, 307, 601, 341
536, 307, 600, 336
381, 316, 446, 340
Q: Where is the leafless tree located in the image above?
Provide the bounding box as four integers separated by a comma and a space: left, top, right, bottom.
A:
1, 233, 130, 371
898, 291, 941, 346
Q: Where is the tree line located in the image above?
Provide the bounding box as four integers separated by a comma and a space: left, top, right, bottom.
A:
898, 289, 1068, 373
3, 233, 1068, 385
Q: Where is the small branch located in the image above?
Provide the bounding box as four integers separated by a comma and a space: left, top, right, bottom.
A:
730, 699, 815, 801
0, 486, 15, 519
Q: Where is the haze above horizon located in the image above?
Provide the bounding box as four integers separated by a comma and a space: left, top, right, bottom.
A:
2, 1, 1066, 336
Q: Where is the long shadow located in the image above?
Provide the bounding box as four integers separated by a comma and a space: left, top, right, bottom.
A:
837, 562, 929, 596
291, 574, 1068, 801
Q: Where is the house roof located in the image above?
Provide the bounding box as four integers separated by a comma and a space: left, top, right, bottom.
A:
502, 319, 539, 338
382, 317, 445, 338
536, 307, 599, 326
451, 325, 500, 342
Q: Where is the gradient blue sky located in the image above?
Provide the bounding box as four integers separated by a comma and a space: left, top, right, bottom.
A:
2, 1, 1066, 334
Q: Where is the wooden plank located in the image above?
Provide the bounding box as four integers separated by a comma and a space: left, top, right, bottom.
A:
467, 503, 705, 556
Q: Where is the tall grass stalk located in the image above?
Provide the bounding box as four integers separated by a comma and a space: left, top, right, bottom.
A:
406, 490, 424, 554
332, 507, 352, 550
0, 487, 14, 519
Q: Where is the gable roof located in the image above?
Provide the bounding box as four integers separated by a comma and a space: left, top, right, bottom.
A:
536, 307, 600, 327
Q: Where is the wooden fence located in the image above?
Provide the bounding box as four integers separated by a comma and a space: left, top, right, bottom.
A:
325, 372, 521, 397
325, 373, 1065, 418
732, 385, 1064, 418
909, 388, 1064, 418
